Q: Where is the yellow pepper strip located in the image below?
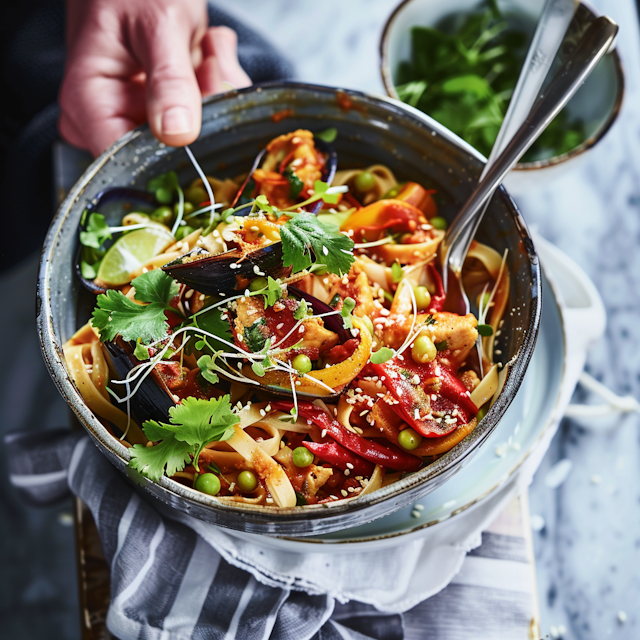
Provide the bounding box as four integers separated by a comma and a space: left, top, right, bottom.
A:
241, 317, 372, 395
340, 199, 427, 242
412, 418, 478, 457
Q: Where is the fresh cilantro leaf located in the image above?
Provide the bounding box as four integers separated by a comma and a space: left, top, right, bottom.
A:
92, 291, 170, 344
424, 315, 437, 326
477, 323, 493, 337
341, 297, 356, 329
134, 340, 150, 361
435, 340, 448, 351
391, 262, 403, 283
132, 270, 179, 304
129, 430, 193, 482
329, 294, 341, 308
262, 276, 282, 308
280, 212, 354, 275
80, 213, 112, 249
293, 299, 309, 320
164, 396, 238, 467
197, 355, 220, 385
192, 307, 233, 353
315, 127, 338, 143
130, 396, 239, 481
91, 271, 180, 344
371, 347, 395, 364
244, 319, 267, 352
284, 169, 304, 200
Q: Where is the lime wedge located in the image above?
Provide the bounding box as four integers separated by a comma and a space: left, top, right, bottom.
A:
96, 227, 174, 286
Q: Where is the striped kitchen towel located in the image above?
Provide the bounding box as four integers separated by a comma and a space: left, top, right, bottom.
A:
5, 429, 537, 640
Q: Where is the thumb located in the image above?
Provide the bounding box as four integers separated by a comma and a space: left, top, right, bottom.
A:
134, 13, 203, 147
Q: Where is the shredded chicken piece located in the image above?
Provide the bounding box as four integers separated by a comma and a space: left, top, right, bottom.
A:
302, 466, 333, 497
460, 370, 480, 392
327, 265, 378, 319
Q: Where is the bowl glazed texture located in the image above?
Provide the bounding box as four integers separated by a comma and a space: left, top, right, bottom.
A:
38, 82, 541, 536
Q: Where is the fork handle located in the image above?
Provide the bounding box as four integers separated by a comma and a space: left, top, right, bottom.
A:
443, 15, 618, 277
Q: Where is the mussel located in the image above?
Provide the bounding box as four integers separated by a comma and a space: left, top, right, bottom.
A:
162, 243, 289, 296
75, 188, 157, 294
103, 336, 176, 424
162, 135, 338, 297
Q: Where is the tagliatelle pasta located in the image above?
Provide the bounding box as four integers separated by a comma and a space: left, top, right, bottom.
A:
65, 129, 510, 507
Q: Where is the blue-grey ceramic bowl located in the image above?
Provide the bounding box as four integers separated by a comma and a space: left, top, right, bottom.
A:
38, 82, 541, 536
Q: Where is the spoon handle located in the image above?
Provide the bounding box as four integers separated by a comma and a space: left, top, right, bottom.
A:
444, 15, 618, 277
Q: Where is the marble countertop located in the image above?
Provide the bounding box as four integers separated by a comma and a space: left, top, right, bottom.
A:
209, 0, 640, 638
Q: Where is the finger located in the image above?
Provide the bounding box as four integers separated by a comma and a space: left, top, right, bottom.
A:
197, 27, 251, 97
132, 9, 203, 147
59, 71, 145, 157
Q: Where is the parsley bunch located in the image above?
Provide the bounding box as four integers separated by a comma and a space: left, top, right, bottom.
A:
129, 396, 238, 481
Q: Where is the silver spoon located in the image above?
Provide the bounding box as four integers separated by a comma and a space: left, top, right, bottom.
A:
440, 15, 618, 318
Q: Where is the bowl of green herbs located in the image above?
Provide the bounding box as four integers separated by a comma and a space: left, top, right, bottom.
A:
380, 0, 623, 190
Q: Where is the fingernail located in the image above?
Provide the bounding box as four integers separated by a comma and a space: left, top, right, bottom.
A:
161, 106, 192, 135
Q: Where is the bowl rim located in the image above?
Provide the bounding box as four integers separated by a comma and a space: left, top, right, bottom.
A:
378, 0, 625, 172
38, 80, 542, 534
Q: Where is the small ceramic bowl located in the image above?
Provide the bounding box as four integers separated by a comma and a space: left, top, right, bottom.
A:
380, 0, 624, 194
38, 82, 541, 536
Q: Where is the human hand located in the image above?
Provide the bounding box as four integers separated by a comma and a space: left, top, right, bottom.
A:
59, 0, 251, 157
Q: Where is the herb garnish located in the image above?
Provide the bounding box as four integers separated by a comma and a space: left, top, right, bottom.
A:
128, 396, 238, 481
280, 212, 354, 275
395, 0, 586, 161
92, 270, 179, 344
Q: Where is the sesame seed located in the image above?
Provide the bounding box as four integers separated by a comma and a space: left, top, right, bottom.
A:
321, 429, 327, 438
276, 323, 284, 330
341, 490, 348, 497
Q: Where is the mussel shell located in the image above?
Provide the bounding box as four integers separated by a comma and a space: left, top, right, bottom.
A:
103, 336, 175, 424
75, 188, 157, 294
162, 243, 290, 296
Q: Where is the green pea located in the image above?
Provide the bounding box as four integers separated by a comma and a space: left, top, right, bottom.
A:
151, 205, 174, 226
175, 225, 195, 240
430, 216, 448, 230
361, 316, 375, 336
195, 473, 221, 496
412, 335, 437, 364
292, 446, 314, 468
175, 201, 194, 216
185, 185, 209, 205
249, 276, 268, 292
237, 470, 258, 492
155, 186, 174, 204
292, 354, 312, 375
354, 171, 376, 192
413, 286, 432, 311
398, 428, 422, 451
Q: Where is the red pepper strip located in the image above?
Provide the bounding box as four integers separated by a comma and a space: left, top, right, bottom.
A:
427, 264, 446, 312
370, 357, 477, 438
436, 363, 478, 417
303, 441, 374, 476
272, 401, 421, 472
